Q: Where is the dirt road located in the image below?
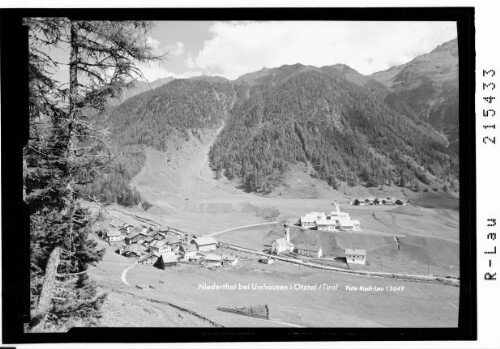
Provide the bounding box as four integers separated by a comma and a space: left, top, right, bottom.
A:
206, 221, 280, 237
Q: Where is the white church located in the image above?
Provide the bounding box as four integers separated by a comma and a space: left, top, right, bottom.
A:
271, 227, 295, 255
300, 203, 361, 232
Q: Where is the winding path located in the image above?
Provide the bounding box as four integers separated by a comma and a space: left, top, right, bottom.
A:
120, 261, 138, 286
206, 221, 280, 237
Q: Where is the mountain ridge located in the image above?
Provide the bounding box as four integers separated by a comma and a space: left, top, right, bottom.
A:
85, 38, 459, 204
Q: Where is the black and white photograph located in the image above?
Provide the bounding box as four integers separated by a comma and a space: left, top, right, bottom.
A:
0, 5, 479, 346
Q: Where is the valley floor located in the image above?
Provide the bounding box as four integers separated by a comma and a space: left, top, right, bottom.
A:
90, 134, 460, 328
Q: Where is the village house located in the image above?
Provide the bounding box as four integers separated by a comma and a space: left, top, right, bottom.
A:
138, 251, 160, 266
193, 236, 218, 252
296, 243, 323, 258
147, 230, 164, 240
179, 244, 197, 260
203, 253, 223, 267
222, 255, 238, 266
118, 224, 133, 235
344, 248, 366, 265
106, 230, 124, 242
300, 212, 326, 229
154, 252, 178, 269
125, 229, 149, 244
143, 237, 155, 245
165, 235, 181, 253
148, 240, 171, 255
123, 244, 147, 258
116, 243, 126, 255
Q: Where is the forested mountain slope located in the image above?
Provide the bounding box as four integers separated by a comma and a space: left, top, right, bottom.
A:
84, 39, 459, 205
210, 67, 457, 193
80, 78, 237, 204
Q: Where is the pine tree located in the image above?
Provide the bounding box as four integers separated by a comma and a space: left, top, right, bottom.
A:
24, 18, 162, 332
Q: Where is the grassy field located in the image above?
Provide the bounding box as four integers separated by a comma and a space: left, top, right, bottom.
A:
90, 241, 458, 328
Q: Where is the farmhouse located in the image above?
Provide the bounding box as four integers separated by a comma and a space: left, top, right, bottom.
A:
125, 230, 149, 244
193, 236, 218, 252
138, 251, 160, 266
106, 230, 124, 242
123, 244, 147, 258
154, 252, 178, 269
296, 243, 323, 258
147, 230, 164, 240
203, 253, 222, 267
148, 240, 171, 254
180, 244, 197, 260
165, 235, 181, 253
118, 224, 133, 235
344, 248, 366, 265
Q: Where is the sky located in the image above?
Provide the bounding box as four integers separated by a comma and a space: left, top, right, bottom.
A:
138, 20, 458, 81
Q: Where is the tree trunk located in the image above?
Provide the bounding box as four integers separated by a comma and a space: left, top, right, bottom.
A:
30, 246, 61, 332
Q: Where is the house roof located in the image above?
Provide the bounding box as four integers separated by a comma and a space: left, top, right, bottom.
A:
126, 244, 146, 253
126, 230, 148, 239
107, 230, 122, 237
301, 212, 327, 221
329, 211, 349, 218
149, 240, 167, 248
160, 252, 178, 263
296, 243, 322, 251
165, 235, 181, 245
138, 251, 159, 263
273, 238, 294, 248
351, 219, 361, 225
204, 253, 222, 261
316, 218, 335, 226
345, 248, 366, 256
181, 244, 197, 253
194, 236, 218, 246
337, 217, 354, 226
